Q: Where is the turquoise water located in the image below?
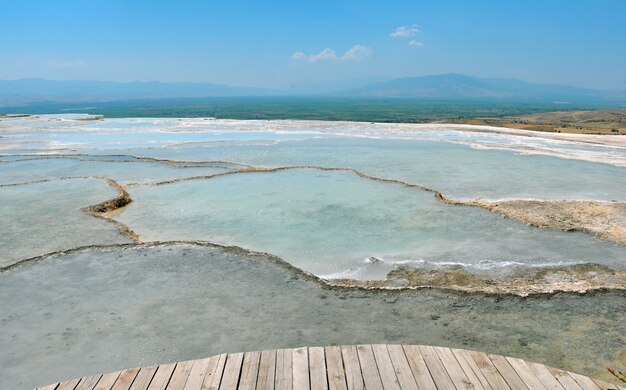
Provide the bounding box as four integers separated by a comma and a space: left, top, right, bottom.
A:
0, 179, 131, 266
0, 158, 233, 185
128, 138, 626, 201
1, 115, 625, 276
1, 115, 626, 389
118, 169, 626, 277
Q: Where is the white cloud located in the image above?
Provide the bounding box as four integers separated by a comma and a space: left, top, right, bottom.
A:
291, 52, 307, 61
408, 40, 424, 47
309, 48, 338, 62
292, 45, 372, 63
48, 61, 88, 69
390, 24, 420, 38
342, 45, 372, 60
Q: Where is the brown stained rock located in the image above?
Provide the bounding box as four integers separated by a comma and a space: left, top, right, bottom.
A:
328, 263, 626, 297
466, 199, 626, 246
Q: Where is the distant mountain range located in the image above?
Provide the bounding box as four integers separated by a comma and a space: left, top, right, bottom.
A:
0, 78, 276, 105
339, 73, 626, 101
1, 74, 624, 106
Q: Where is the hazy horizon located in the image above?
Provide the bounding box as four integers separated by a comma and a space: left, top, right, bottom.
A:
1, 72, 625, 92
1, 0, 625, 90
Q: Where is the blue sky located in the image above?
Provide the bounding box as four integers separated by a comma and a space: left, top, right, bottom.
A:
1, 0, 624, 89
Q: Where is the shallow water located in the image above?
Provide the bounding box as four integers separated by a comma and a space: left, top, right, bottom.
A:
2, 115, 626, 388
3, 116, 626, 162
1, 115, 626, 277
0, 179, 131, 266
130, 137, 626, 201
0, 158, 234, 185
1, 244, 624, 389
119, 169, 626, 278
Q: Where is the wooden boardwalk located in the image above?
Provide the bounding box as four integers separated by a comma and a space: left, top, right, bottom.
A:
36, 344, 624, 390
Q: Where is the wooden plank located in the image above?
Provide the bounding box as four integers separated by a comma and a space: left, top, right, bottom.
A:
592, 379, 623, 390
275, 349, 293, 390
309, 347, 328, 390
168, 361, 194, 390
57, 378, 81, 390
434, 346, 477, 390
128, 366, 158, 390
220, 353, 244, 390
95, 372, 122, 390
505, 357, 547, 390
75, 375, 103, 390
256, 350, 277, 390
417, 345, 456, 390
402, 345, 437, 389
74, 375, 102, 390
35, 345, 619, 390
340, 345, 364, 390
183, 358, 212, 390
202, 354, 227, 390
239, 351, 261, 390
356, 345, 383, 390
385, 344, 418, 390
546, 366, 583, 390
488, 354, 529, 390
567, 371, 601, 390
324, 346, 347, 390
371, 344, 401, 390
38, 385, 60, 390
147, 363, 176, 390
466, 350, 511, 390
526, 361, 565, 390
111, 368, 140, 390
292, 347, 310, 390
452, 348, 492, 390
